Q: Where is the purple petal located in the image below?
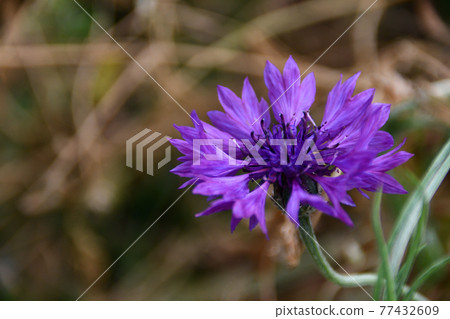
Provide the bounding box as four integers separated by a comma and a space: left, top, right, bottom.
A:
371, 151, 414, 172
170, 138, 192, 155
230, 215, 242, 233
264, 60, 285, 122
282, 56, 301, 117
233, 181, 270, 237
368, 131, 394, 154
341, 193, 356, 206
242, 77, 259, 118
212, 80, 270, 138
208, 110, 250, 139
178, 178, 198, 189
298, 72, 316, 112
370, 138, 413, 171
311, 176, 354, 226
195, 199, 234, 217
265, 57, 311, 125
217, 85, 244, 119
258, 97, 271, 126
286, 181, 352, 226
249, 215, 258, 230
362, 172, 408, 194
322, 73, 360, 126
193, 174, 250, 200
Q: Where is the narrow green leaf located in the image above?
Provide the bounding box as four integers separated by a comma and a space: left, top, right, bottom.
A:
375, 172, 424, 301
395, 202, 428, 297
389, 139, 450, 275
372, 191, 396, 300
404, 257, 450, 301
373, 266, 384, 301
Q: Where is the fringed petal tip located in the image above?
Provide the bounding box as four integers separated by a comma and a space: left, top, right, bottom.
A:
339, 212, 354, 227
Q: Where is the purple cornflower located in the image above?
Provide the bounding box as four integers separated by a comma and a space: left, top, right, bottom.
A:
170, 56, 413, 237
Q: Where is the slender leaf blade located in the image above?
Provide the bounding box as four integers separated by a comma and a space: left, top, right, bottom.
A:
372, 191, 396, 300
395, 202, 428, 297
404, 257, 450, 301
388, 139, 450, 274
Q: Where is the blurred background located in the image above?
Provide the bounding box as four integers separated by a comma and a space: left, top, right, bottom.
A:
0, 0, 449, 300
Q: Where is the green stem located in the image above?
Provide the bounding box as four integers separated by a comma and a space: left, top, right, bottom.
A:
297, 214, 427, 300
298, 214, 376, 287
371, 191, 396, 300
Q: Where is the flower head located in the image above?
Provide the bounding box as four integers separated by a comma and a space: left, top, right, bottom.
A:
170, 56, 413, 237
